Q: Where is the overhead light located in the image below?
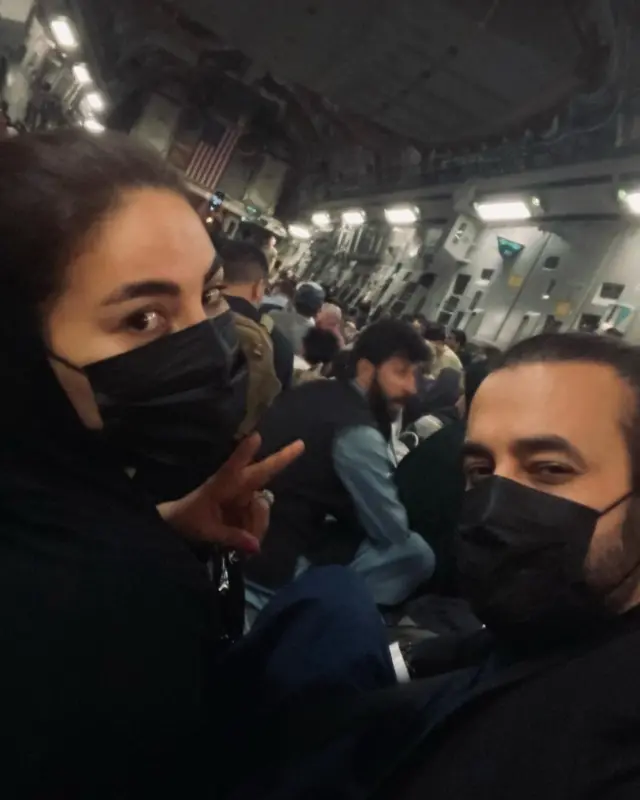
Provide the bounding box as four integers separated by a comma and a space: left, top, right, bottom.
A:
288, 223, 311, 240
84, 118, 105, 134
384, 205, 419, 225
86, 91, 106, 113
51, 17, 79, 50
341, 209, 366, 226
618, 189, 640, 215
474, 199, 536, 222
73, 63, 92, 86
311, 211, 331, 228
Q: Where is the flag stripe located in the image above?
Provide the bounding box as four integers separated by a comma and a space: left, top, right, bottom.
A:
185, 125, 242, 192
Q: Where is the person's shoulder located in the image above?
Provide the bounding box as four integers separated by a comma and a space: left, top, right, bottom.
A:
269, 320, 293, 349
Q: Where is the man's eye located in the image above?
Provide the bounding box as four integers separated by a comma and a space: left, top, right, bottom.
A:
531, 461, 576, 480
465, 463, 494, 485
125, 310, 163, 332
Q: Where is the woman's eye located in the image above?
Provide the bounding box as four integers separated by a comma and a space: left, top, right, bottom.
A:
203, 287, 221, 307
125, 310, 163, 333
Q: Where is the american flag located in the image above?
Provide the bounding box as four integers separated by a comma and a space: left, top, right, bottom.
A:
184, 123, 242, 192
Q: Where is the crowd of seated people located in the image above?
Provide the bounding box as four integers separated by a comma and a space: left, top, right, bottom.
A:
3, 127, 640, 800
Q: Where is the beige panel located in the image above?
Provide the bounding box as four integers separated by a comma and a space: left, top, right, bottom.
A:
131, 94, 181, 159
243, 155, 289, 215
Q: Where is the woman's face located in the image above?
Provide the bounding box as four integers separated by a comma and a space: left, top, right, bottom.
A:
46, 187, 228, 428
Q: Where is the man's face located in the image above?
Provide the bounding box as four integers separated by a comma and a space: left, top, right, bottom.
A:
364, 356, 417, 414
464, 361, 640, 612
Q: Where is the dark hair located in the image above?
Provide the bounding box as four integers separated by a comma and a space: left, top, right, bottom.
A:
497, 333, 640, 486
328, 349, 355, 381
302, 327, 340, 366
450, 328, 467, 348
0, 130, 185, 313
294, 283, 325, 318
215, 238, 268, 283
352, 319, 431, 368
272, 278, 296, 301
424, 322, 446, 343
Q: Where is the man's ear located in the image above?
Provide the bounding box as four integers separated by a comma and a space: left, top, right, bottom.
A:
252, 278, 267, 305
355, 358, 375, 390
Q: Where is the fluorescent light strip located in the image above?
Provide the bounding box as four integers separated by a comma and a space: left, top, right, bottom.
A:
73, 63, 92, 86
311, 211, 331, 227
51, 17, 78, 50
384, 206, 418, 225
342, 209, 366, 226
475, 200, 532, 222
288, 224, 312, 240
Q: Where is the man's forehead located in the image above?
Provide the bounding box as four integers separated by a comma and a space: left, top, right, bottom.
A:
469, 361, 631, 443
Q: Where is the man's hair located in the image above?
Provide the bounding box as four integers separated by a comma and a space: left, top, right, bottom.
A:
497, 333, 640, 488
294, 282, 325, 318
451, 328, 467, 348
353, 319, 431, 368
424, 322, 447, 343
272, 277, 296, 300
303, 327, 341, 366
215, 238, 268, 283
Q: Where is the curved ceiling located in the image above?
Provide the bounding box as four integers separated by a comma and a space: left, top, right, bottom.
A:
168, 0, 606, 145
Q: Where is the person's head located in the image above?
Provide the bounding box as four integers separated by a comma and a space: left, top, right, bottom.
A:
265, 234, 277, 250
352, 319, 431, 417
424, 322, 447, 355
460, 332, 640, 637
411, 316, 426, 335
0, 131, 240, 491
270, 277, 296, 301
215, 238, 268, 307
343, 320, 358, 345
316, 302, 342, 332
294, 282, 325, 319
302, 327, 340, 367
446, 328, 467, 354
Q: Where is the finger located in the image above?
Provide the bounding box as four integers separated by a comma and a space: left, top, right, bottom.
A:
241, 440, 305, 494
212, 434, 262, 486
246, 495, 271, 542
191, 522, 261, 553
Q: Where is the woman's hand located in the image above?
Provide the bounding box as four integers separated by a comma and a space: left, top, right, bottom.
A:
159, 434, 304, 552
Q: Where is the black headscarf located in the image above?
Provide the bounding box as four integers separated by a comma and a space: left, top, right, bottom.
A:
0, 303, 225, 795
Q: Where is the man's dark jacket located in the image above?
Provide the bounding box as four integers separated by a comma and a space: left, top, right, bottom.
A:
229, 606, 640, 799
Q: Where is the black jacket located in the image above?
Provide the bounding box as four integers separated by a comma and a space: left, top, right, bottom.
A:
241, 609, 640, 799
380, 610, 640, 799
245, 380, 376, 589
0, 306, 229, 796
226, 293, 294, 390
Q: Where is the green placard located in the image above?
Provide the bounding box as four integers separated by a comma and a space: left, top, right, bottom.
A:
498, 236, 525, 260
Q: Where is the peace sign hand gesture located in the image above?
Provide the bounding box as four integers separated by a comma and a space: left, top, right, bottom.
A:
159, 434, 304, 552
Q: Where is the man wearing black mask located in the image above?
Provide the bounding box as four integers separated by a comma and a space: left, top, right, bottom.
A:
262, 331, 640, 800
245, 319, 435, 613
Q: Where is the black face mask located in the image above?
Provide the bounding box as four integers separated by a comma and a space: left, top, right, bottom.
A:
52, 314, 248, 501
455, 476, 632, 644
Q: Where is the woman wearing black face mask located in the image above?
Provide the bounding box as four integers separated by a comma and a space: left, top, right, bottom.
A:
0, 130, 306, 796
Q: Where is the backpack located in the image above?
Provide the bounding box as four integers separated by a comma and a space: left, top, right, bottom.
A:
232, 312, 282, 437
